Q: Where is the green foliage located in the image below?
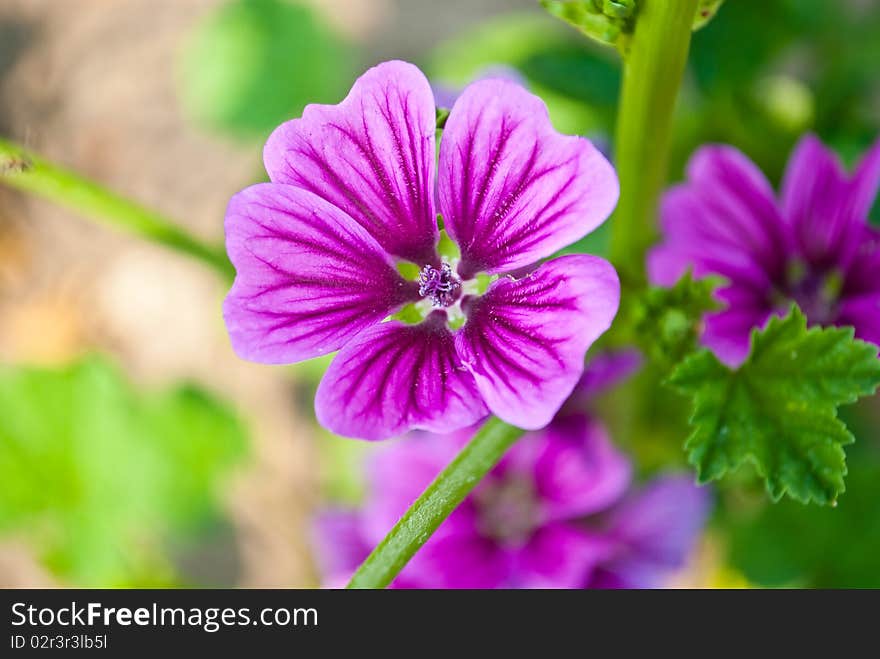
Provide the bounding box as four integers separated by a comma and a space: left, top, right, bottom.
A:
540, 0, 636, 51
541, 0, 723, 49
179, 0, 354, 139
668, 306, 880, 505
692, 0, 725, 31
684, 0, 880, 183
727, 444, 880, 587
427, 13, 611, 136
633, 272, 720, 366
0, 357, 248, 585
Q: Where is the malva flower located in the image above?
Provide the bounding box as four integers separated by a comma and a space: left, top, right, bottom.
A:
649, 134, 880, 366
313, 353, 710, 588
223, 61, 620, 439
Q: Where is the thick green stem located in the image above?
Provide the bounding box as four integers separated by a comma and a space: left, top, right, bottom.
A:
0, 138, 234, 280
610, 0, 699, 286
347, 417, 523, 589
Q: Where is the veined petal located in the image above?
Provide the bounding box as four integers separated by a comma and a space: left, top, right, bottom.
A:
780, 134, 857, 267
439, 79, 617, 277
264, 60, 438, 263
455, 255, 620, 430
315, 313, 489, 441
650, 145, 788, 287
649, 185, 778, 290
223, 184, 416, 364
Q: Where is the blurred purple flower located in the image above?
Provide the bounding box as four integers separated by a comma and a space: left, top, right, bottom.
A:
223, 60, 620, 440
649, 134, 880, 366
314, 352, 711, 589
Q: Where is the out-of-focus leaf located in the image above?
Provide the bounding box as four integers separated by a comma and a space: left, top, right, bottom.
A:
519, 45, 620, 114
179, 0, 354, 139
727, 444, 880, 587
0, 357, 248, 585
668, 306, 880, 505
427, 13, 607, 135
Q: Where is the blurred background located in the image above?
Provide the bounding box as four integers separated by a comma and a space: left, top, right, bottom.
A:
0, 0, 878, 588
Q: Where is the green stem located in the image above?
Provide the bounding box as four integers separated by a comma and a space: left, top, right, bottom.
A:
609, 0, 699, 287
347, 417, 523, 589
0, 138, 234, 280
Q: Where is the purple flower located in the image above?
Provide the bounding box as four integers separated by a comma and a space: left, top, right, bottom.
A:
223, 60, 620, 439
314, 353, 710, 588
649, 134, 880, 366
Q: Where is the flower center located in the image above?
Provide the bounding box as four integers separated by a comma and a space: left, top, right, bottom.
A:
474, 475, 539, 547
418, 262, 462, 308
775, 259, 843, 325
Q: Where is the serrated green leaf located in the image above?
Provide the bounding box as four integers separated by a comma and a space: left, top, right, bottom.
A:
634, 271, 720, 366
0, 357, 248, 585
727, 446, 880, 587
668, 306, 880, 505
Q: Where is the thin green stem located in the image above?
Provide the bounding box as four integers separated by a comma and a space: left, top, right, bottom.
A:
347, 417, 523, 589
0, 138, 234, 280
609, 0, 699, 287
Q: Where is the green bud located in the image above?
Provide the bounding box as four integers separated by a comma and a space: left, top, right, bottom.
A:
540, 0, 635, 51
693, 0, 725, 31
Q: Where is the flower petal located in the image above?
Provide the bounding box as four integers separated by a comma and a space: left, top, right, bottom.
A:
851, 136, 880, 222
780, 134, 858, 266
649, 145, 788, 287
439, 78, 617, 277
312, 510, 371, 586
701, 285, 776, 368
315, 313, 489, 441
574, 349, 643, 400
409, 526, 510, 589
533, 417, 632, 522
514, 522, 614, 589
223, 184, 416, 364
649, 187, 776, 290
455, 254, 620, 430
361, 434, 462, 543
838, 292, 880, 347
264, 60, 438, 263
592, 476, 711, 589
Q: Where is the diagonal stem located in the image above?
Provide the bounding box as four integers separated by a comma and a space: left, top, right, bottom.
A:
0, 138, 234, 280
347, 417, 523, 589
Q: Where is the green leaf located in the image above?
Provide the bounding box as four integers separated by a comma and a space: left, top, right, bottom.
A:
426, 14, 606, 136
727, 447, 880, 587
179, 0, 354, 139
633, 271, 720, 366
0, 357, 248, 585
668, 306, 880, 505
